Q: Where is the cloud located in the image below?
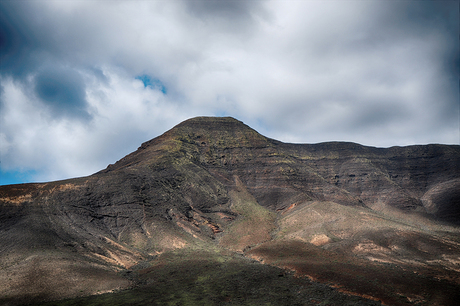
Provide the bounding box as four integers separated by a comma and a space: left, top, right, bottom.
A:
0, 69, 188, 182
0, 1, 43, 78
184, 0, 270, 31
34, 66, 91, 120
0, 0, 458, 184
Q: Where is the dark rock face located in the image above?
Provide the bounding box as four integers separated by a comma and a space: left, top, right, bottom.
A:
1, 116, 460, 305
134, 118, 458, 213
95, 117, 460, 216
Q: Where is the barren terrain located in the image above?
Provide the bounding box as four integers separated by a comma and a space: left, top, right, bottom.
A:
1, 117, 459, 305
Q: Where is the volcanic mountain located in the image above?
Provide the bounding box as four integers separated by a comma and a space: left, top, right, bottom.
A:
1, 117, 460, 305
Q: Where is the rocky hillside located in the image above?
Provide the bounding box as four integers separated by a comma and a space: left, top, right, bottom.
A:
1, 117, 460, 305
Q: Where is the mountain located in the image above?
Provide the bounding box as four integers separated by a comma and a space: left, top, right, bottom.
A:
1, 116, 459, 305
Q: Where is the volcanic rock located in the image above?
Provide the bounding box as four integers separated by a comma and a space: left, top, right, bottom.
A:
1, 116, 459, 305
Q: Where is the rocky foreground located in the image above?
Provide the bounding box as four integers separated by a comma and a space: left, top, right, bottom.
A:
1, 117, 460, 305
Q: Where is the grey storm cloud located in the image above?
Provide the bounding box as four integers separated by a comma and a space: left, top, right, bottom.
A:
0, 0, 458, 184
186, 0, 260, 18
0, 0, 91, 120
184, 0, 269, 29
34, 67, 90, 120
0, 1, 42, 78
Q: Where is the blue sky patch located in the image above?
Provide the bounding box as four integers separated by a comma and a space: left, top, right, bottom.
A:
135, 75, 167, 94
0, 169, 38, 186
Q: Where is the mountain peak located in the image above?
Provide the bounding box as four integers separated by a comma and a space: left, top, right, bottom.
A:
100, 116, 270, 173
170, 116, 254, 135
176, 116, 243, 126
148, 116, 269, 149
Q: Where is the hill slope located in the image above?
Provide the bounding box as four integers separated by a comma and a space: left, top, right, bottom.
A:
1, 116, 460, 305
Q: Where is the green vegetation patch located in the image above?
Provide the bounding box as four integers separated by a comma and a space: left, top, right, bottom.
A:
219, 179, 276, 252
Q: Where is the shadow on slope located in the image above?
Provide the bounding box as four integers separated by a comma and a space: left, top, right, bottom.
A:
36, 249, 381, 306
247, 239, 460, 306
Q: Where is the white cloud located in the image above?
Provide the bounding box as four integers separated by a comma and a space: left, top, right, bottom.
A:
0, 69, 188, 182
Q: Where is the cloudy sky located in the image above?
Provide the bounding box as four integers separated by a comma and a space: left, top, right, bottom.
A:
0, 0, 458, 185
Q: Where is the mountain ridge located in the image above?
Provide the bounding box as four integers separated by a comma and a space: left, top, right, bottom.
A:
1, 116, 460, 305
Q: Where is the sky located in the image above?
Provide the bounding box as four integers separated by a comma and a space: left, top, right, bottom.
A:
0, 0, 459, 185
